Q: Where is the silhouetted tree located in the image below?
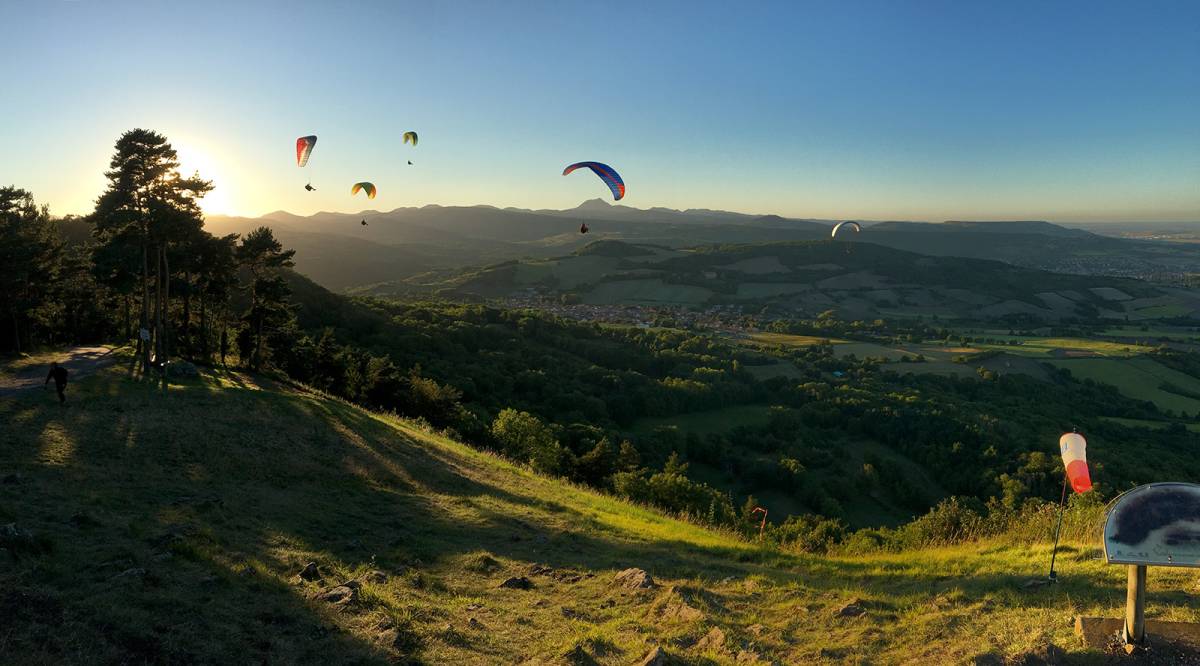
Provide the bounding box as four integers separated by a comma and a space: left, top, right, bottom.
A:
0, 187, 59, 353
236, 226, 295, 369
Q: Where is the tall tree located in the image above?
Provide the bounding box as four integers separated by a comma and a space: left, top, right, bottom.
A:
91, 129, 210, 380
193, 232, 240, 360
0, 187, 60, 354
236, 227, 295, 370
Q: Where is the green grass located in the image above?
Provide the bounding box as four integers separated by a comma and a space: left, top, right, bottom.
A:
631, 404, 774, 436
743, 332, 847, 347
1049, 356, 1200, 415
4, 354, 1199, 663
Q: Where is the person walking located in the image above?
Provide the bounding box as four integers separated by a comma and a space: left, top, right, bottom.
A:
44, 361, 68, 404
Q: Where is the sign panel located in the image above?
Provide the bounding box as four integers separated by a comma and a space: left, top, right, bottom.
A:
1104, 482, 1200, 567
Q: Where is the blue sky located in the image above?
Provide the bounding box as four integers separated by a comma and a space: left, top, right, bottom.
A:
1, 0, 1197, 221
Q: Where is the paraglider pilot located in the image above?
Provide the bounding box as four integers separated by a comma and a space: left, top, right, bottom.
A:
45, 361, 68, 404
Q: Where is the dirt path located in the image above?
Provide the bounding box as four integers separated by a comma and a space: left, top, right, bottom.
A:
0, 346, 118, 396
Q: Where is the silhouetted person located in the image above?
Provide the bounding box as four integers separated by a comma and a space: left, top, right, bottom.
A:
361, 219, 368, 226
45, 362, 68, 404
305, 183, 315, 191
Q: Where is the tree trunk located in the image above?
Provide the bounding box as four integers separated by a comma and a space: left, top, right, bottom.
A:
140, 242, 151, 375
254, 312, 263, 370
181, 268, 191, 357
199, 290, 208, 359
123, 294, 131, 341
160, 246, 170, 396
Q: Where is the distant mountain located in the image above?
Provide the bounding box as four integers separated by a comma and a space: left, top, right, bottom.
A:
209, 202, 1200, 293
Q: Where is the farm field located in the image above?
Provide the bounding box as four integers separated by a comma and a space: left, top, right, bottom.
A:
1049, 357, 1200, 415
1099, 416, 1200, 433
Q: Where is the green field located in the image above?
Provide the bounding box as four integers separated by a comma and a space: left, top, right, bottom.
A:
631, 403, 774, 436
743, 332, 847, 347
1099, 416, 1200, 433
1049, 356, 1200, 415
1099, 326, 1200, 340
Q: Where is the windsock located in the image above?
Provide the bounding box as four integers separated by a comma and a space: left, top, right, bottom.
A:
1059, 432, 1092, 493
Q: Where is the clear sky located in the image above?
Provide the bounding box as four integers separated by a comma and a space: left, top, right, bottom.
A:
1, 0, 1197, 222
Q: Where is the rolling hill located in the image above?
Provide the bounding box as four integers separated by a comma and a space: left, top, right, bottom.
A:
4, 353, 1197, 664
207, 202, 1200, 295
421, 240, 1200, 323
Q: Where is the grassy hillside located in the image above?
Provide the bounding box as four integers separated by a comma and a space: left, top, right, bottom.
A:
4, 354, 1200, 664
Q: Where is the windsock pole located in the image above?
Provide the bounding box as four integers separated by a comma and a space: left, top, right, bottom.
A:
1048, 473, 1068, 582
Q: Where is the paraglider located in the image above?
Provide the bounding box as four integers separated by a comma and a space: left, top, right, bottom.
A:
580, 223, 589, 234
351, 182, 377, 199
296, 135, 317, 167
831, 221, 861, 239
361, 219, 368, 226
403, 131, 418, 165
563, 162, 625, 201
1059, 432, 1092, 494
297, 135, 317, 189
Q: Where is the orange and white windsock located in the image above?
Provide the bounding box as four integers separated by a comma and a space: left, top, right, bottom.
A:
1059, 432, 1092, 493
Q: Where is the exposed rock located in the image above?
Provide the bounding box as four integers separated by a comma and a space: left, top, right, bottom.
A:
735, 650, 771, 664
657, 592, 704, 623
363, 569, 388, 584
613, 568, 656, 590
498, 576, 534, 590
694, 626, 727, 652
467, 617, 483, 629
317, 584, 358, 606
638, 646, 669, 666
561, 607, 581, 619
295, 562, 322, 582
465, 603, 483, 612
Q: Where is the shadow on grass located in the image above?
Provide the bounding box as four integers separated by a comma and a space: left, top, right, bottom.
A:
0, 365, 1147, 663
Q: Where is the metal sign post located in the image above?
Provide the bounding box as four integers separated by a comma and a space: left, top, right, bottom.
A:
1101, 482, 1200, 649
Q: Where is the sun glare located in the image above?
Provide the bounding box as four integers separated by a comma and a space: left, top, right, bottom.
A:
173, 141, 232, 216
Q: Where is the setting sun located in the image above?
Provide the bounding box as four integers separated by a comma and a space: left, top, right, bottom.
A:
173, 141, 231, 215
